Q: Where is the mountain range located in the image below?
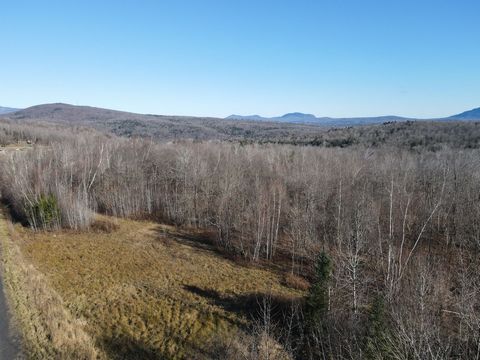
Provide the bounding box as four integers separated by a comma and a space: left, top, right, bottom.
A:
227, 107, 480, 125
1, 104, 480, 129
226, 113, 410, 126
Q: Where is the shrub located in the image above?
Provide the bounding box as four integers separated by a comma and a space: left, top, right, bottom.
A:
28, 194, 60, 229
90, 218, 120, 233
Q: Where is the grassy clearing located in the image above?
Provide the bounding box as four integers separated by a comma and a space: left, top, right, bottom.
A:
0, 142, 33, 153
0, 210, 103, 359
13, 216, 302, 359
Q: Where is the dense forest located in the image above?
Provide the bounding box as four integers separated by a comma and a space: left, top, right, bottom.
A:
0, 118, 479, 359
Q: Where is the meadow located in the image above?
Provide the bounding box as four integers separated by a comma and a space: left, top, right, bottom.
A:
5, 214, 300, 359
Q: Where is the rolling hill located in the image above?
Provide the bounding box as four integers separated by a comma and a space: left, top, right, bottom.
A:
448, 107, 480, 120
2, 103, 332, 141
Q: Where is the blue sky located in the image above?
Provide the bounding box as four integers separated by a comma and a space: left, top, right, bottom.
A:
1, 0, 479, 118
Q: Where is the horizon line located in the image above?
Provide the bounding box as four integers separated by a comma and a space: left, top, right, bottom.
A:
6, 102, 479, 120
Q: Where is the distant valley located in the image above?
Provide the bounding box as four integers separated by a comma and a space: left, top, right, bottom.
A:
0, 107, 19, 115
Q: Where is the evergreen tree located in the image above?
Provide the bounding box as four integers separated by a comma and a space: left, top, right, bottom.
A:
305, 251, 331, 327
364, 294, 394, 359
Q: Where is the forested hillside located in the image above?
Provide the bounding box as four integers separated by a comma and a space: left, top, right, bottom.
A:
3, 104, 480, 150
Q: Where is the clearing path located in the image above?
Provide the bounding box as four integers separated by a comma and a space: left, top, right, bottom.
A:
0, 215, 22, 359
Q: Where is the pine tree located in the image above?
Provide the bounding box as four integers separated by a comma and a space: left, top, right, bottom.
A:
364, 294, 393, 359
305, 251, 331, 327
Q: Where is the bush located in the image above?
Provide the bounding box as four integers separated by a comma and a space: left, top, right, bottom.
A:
28, 194, 60, 229
90, 218, 120, 233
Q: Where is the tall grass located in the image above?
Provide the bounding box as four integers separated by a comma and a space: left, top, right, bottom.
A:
0, 210, 103, 359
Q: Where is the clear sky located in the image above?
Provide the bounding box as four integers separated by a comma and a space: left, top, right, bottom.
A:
1, 0, 479, 118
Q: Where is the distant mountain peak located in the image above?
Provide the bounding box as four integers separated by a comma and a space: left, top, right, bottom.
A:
280, 112, 317, 119
449, 107, 480, 120
226, 114, 265, 120
226, 112, 320, 123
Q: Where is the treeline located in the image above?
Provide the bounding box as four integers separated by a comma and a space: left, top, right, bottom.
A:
0, 119, 101, 146
303, 120, 480, 150
0, 124, 479, 358
250, 120, 480, 150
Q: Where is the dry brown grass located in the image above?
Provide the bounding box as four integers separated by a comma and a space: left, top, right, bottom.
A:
283, 273, 310, 291
12, 215, 302, 359
217, 331, 293, 360
89, 218, 120, 233
0, 210, 103, 359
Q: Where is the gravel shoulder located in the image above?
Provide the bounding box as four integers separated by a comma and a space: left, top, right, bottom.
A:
0, 215, 22, 359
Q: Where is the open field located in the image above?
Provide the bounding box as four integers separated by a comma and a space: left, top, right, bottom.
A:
10, 215, 301, 359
